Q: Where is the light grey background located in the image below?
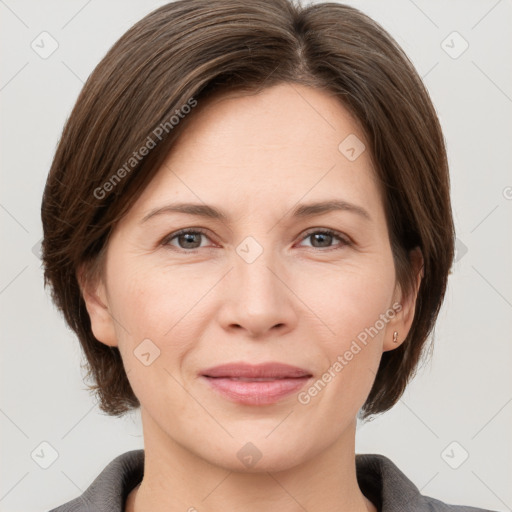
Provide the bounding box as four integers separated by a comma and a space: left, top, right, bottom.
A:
1, 1, 511, 511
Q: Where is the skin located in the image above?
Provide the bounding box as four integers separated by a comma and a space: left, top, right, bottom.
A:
81, 82, 422, 512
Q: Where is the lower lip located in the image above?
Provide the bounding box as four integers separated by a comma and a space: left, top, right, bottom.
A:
201, 376, 311, 405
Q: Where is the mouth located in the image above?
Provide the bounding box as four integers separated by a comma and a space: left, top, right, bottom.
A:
200, 362, 313, 405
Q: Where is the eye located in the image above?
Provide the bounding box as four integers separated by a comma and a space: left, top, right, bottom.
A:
162, 228, 213, 250
161, 227, 351, 252
298, 229, 351, 250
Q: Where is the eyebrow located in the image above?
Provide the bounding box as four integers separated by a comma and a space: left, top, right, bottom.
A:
141, 199, 371, 223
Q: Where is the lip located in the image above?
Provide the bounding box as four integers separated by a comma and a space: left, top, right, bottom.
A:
201, 362, 312, 379
200, 362, 313, 406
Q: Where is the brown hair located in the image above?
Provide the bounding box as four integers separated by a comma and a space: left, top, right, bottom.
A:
41, 0, 454, 419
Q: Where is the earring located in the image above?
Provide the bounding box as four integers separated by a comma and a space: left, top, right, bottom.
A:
393, 331, 398, 343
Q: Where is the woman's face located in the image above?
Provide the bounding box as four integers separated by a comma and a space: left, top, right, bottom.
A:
85, 83, 418, 472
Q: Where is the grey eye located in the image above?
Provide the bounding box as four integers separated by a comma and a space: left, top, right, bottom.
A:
164, 230, 210, 250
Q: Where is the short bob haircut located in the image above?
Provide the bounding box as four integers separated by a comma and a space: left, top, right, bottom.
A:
41, 0, 454, 420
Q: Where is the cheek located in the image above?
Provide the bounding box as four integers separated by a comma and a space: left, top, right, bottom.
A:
106, 258, 224, 379
105, 261, 205, 410
292, 257, 395, 407
294, 255, 396, 344
107, 258, 205, 336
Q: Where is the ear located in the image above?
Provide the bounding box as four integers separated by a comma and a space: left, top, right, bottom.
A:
383, 247, 424, 352
77, 263, 118, 347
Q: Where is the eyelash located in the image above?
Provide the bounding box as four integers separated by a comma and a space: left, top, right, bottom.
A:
161, 227, 352, 252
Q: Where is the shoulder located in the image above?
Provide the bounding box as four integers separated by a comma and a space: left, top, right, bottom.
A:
48, 450, 144, 512
355, 453, 498, 512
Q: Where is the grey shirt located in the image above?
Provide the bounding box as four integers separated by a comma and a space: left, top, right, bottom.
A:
48, 450, 496, 512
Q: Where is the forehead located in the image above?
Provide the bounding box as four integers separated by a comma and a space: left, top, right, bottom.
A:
124, 83, 384, 224
176, 83, 367, 155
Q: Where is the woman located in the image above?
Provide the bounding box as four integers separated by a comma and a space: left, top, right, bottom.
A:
42, 1, 497, 511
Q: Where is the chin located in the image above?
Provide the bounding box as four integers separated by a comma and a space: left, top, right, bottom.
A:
188, 432, 313, 474
217, 448, 308, 474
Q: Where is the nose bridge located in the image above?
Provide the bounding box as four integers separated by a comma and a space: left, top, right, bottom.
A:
234, 237, 283, 309
220, 235, 295, 335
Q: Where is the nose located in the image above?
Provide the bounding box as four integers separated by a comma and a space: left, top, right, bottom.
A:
217, 248, 298, 338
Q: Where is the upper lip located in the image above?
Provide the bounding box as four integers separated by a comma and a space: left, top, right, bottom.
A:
201, 362, 312, 379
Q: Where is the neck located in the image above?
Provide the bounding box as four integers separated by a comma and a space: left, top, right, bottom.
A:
126, 410, 376, 512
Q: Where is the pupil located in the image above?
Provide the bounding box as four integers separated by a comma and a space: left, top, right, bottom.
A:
313, 233, 331, 247
181, 233, 200, 248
